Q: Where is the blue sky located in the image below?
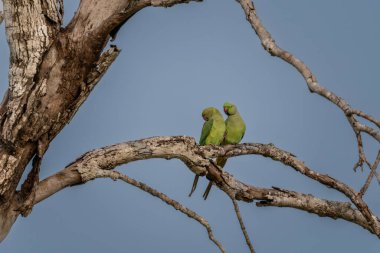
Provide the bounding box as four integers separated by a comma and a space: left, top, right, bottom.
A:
1, 0, 380, 252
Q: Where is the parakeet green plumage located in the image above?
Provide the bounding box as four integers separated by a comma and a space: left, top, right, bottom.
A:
203, 102, 246, 199
189, 107, 226, 197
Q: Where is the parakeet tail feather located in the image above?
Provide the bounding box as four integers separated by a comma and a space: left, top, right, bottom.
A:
203, 156, 227, 200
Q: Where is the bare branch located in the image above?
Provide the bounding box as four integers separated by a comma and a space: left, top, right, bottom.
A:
352, 110, 380, 129
143, 0, 202, 7
254, 186, 376, 234
359, 150, 380, 197
1, 0, 377, 247
209, 143, 379, 233
376, 172, 380, 186
206, 143, 362, 203
66, 46, 121, 125
353, 133, 370, 172
81, 169, 227, 253
236, 0, 380, 234
355, 121, 380, 142
34, 136, 207, 204
33, 136, 380, 237
229, 195, 255, 253
0, 0, 203, 205
236, 0, 380, 171
86, 47, 121, 87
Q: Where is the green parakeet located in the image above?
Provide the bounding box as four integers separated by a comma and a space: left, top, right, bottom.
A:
188, 107, 226, 197
203, 102, 246, 199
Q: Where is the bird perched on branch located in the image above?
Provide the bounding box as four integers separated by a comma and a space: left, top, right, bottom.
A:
203, 102, 246, 200
188, 107, 226, 197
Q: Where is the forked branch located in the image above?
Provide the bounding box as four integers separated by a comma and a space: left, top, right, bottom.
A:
237, 0, 380, 234
79, 168, 227, 253
1, 0, 379, 248
32, 136, 380, 238
230, 195, 255, 253
237, 0, 380, 172
359, 150, 380, 197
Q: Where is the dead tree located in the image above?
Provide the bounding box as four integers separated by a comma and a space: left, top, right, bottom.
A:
0, 1, 379, 252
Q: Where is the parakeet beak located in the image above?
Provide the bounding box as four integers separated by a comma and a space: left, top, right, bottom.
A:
224, 107, 228, 114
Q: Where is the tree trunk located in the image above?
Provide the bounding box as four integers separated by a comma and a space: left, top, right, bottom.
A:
0, 0, 140, 240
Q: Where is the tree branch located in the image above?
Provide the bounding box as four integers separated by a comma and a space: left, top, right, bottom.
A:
204, 142, 379, 229
352, 110, 380, 129
254, 186, 377, 234
32, 136, 380, 238
0, 1, 204, 241
81, 169, 227, 253
143, 0, 202, 7
353, 132, 370, 172
236, 0, 380, 234
359, 150, 380, 197
236, 0, 380, 172
0, 0, 202, 205
230, 195, 255, 253
66, 46, 121, 125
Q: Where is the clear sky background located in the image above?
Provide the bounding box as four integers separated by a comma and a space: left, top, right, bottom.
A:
1, 0, 380, 252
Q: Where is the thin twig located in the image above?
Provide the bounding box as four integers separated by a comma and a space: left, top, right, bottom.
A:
353, 132, 370, 172
237, 0, 380, 234
359, 150, 380, 196
352, 109, 380, 129
101, 170, 227, 253
375, 172, 380, 185
356, 122, 380, 142
237, 0, 380, 172
229, 194, 255, 253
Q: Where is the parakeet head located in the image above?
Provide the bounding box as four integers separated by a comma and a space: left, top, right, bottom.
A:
223, 102, 237, 115
202, 107, 218, 121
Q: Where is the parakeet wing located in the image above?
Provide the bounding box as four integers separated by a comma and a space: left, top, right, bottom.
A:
240, 123, 246, 141
199, 119, 213, 145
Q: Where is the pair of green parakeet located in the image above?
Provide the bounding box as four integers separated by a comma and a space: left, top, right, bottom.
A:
189, 102, 246, 199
